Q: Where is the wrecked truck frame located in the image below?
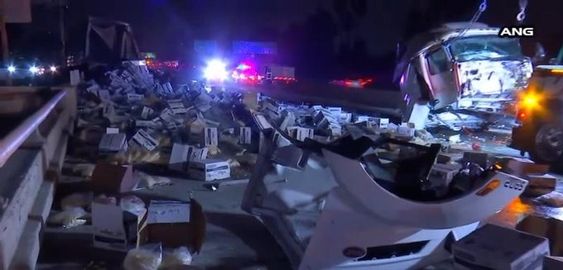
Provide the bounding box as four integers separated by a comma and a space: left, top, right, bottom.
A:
242, 114, 528, 270
396, 22, 533, 127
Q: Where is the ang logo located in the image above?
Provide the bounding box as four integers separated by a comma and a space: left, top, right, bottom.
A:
499, 26, 535, 38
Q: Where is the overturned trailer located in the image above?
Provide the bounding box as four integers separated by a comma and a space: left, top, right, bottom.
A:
395, 22, 533, 127
242, 116, 528, 269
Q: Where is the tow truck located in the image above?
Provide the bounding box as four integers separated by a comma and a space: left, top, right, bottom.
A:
511, 46, 563, 167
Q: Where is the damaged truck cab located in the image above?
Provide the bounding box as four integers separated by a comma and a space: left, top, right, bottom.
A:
397, 23, 533, 123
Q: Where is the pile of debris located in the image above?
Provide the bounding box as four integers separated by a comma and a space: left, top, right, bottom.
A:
72, 61, 259, 181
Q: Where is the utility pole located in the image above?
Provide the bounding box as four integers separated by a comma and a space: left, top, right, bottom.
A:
58, 0, 66, 66
0, 0, 10, 63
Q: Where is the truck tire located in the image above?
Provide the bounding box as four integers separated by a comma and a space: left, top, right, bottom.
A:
530, 123, 563, 170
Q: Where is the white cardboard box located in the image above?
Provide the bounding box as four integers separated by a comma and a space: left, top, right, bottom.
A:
188, 159, 231, 181
168, 144, 208, 171
92, 202, 141, 251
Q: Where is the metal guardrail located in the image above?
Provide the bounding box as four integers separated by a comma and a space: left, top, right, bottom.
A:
0, 90, 66, 167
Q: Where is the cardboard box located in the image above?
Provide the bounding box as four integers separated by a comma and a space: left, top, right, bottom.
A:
254, 114, 274, 130
92, 202, 142, 251
328, 124, 342, 137
339, 113, 352, 123
428, 163, 461, 188
453, 224, 549, 270
169, 144, 192, 172
463, 151, 489, 168
523, 174, 557, 197
279, 111, 296, 131
517, 215, 563, 256
131, 129, 159, 151
188, 159, 230, 181
504, 158, 550, 177
327, 107, 342, 117
204, 127, 218, 146
141, 106, 154, 119
288, 127, 314, 142
168, 144, 208, 171
396, 125, 415, 138
99, 133, 127, 153
376, 118, 390, 129
239, 127, 252, 145
137, 200, 206, 253
544, 256, 563, 270
90, 164, 138, 194
159, 108, 176, 124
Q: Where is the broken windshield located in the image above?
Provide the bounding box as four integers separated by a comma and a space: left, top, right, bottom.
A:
449, 36, 523, 61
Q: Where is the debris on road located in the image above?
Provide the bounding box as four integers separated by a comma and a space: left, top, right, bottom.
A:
452, 223, 549, 270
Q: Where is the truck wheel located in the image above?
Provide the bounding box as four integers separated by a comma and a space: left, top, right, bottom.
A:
530, 123, 563, 168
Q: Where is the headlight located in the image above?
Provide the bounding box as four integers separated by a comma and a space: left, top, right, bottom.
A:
203, 59, 228, 81
50, 66, 57, 72
29, 66, 39, 74
7, 65, 15, 73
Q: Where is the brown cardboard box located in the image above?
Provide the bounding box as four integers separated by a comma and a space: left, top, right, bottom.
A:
502, 158, 550, 177
523, 174, 557, 197
138, 200, 206, 253
516, 215, 563, 256
90, 164, 138, 194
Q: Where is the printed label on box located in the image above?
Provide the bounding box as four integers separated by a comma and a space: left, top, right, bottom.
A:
132, 130, 159, 151
204, 127, 218, 146
127, 93, 144, 102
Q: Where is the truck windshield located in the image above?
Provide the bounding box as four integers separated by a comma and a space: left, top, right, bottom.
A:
450, 36, 522, 61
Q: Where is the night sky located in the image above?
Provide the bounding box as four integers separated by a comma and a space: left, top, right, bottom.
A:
9, 0, 563, 77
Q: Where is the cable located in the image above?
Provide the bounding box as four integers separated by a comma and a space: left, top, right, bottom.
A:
454, 0, 488, 40
517, 0, 528, 23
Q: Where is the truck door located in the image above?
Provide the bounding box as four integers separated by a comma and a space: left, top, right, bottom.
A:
425, 47, 459, 110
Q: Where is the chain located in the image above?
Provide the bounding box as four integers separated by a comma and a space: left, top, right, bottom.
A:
517, 0, 528, 23
455, 0, 488, 39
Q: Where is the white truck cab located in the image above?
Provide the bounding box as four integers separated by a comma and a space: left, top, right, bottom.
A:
397, 23, 533, 122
